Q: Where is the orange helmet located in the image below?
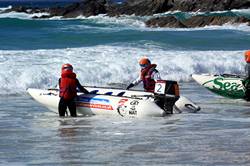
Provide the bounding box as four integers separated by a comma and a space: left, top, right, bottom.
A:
245, 50, 250, 63
139, 57, 151, 68
61, 63, 73, 72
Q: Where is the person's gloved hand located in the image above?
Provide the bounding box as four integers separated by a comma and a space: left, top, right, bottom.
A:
126, 83, 134, 90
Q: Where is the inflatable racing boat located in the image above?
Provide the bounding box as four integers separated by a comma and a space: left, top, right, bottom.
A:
192, 74, 246, 99
27, 80, 200, 118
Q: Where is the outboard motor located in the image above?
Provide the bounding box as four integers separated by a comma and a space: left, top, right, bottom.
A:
154, 80, 180, 114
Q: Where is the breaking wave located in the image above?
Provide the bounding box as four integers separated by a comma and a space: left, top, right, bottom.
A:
0, 46, 246, 95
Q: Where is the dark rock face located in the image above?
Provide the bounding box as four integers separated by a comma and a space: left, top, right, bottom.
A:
1, 0, 108, 18
107, 0, 174, 16
146, 15, 250, 28
108, 0, 250, 16
168, 0, 250, 12
145, 16, 187, 28
64, 0, 107, 18
49, 0, 107, 18
2, 0, 250, 28
3, 0, 250, 18
3, 0, 250, 17
182, 16, 250, 27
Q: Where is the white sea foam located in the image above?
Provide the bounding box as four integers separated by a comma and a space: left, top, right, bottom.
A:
232, 8, 250, 16
39, 14, 250, 32
0, 5, 12, 12
164, 23, 249, 32
30, 12, 50, 18
76, 14, 146, 28
0, 11, 28, 19
0, 11, 50, 19
0, 46, 245, 95
60, 14, 250, 32
153, 9, 250, 18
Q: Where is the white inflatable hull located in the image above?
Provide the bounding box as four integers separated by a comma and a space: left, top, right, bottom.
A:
27, 87, 200, 118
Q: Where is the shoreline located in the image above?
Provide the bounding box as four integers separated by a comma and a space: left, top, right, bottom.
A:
1, 0, 250, 28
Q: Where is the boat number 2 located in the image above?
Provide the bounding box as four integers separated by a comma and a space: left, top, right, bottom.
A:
154, 81, 166, 94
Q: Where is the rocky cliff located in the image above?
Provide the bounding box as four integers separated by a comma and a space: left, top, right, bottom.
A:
2, 0, 250, 28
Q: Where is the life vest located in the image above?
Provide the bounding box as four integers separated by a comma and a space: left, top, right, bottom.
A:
141, 64, 157, 92
59, 71, 77, 100
245, 50, 250, 63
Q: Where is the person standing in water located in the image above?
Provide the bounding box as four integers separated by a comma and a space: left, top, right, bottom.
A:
59, 63, 89, 117
126, 57, 161, 92
244, 50, 250, 100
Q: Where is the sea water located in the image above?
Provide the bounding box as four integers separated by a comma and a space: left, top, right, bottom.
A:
1, 2, 250, 165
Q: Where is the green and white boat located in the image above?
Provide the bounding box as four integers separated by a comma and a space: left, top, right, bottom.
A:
192, 74, 246, 99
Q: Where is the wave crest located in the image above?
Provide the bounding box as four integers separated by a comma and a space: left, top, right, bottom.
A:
0, 46, 246, 95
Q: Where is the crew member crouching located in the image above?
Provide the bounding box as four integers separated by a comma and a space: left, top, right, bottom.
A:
126, 57, 161, 92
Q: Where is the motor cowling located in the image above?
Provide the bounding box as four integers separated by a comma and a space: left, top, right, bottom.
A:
154, 80, 180, 114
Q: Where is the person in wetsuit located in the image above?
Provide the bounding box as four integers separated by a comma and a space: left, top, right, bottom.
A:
126, 57, 161, 92
59, 63, 89, 117
244, 50, 250, 100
